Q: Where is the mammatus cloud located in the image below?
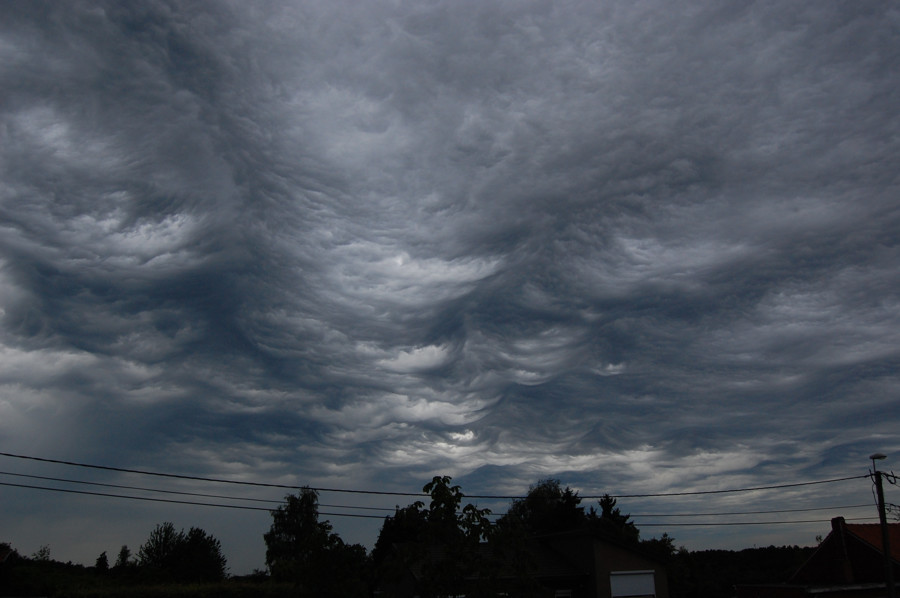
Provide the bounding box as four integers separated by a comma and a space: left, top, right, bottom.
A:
1, 0, 898, 572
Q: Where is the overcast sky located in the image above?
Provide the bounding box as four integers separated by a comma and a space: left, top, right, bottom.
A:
1, 0, 899, 575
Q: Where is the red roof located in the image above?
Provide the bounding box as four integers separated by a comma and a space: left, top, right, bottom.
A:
845, 522, 900, 562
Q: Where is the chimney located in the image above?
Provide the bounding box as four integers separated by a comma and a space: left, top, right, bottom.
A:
832, 517, 846, 534
832, 517, 854, 583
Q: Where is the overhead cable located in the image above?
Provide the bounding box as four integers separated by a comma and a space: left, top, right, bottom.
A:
0, 481, 386, 519
630, 504, 872, 517
606, 475, 868, 499
0, 470, 283, 504
0, 451, 870, 500
639, 517, 879, 527
0, 451, 422, 496
0, 470, 396, 512
3, 480, 881, 527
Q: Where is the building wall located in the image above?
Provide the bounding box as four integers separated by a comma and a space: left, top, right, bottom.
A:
542, 534, 669, 598
591, 539, 669, 598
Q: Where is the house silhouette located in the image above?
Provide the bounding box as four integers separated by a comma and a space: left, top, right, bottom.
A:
737, 517, 900, 598
378, 527, 669, 598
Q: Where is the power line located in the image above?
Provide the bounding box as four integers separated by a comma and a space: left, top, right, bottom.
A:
0, 481, 387, 519
639, 517, 879, 527
1, 470, 871, 522
630, 504, 873, 518
0, 452, 425, 497
605, 475, 868, 499
0, 471, 284, 504
0, 480, 273, 512
0, 474, 875, 528
0, 451, 869, 500
3, 481, 879, 528
0, 471, 400, 513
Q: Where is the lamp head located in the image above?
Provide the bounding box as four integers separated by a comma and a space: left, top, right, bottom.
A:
870, 453, 887, 461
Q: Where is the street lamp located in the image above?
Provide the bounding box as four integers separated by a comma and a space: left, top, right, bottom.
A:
870, 453, 895, 598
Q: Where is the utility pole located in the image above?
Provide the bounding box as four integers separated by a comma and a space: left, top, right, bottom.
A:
870, 453, 896, 598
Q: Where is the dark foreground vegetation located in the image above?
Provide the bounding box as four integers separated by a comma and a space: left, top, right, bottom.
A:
1, 477, 816, 598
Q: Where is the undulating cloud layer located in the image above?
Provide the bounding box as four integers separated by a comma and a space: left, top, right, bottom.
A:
1, 0, 898, 572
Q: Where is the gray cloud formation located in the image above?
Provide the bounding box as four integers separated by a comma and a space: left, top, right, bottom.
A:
1, 0, 899, 571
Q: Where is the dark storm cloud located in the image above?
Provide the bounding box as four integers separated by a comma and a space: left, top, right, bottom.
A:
1, 0, 899, 569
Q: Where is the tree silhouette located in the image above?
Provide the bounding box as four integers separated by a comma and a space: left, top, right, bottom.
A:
114, 545, 132, 569
372, 502, 428, 568
138, 522, 181, 571
592, 493, 640, 544
137, 522, 227, 582
176, 527, 227, 582
376, 476, 495, 598
94, 551, 109, 572
264, 488, 368, 597
264, 488, 337, 582
32, 545, 51, 561
502, 478, 585, 534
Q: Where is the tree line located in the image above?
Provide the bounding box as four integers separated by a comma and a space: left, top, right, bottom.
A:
261, 477, 816, 598
0, 475, 816, 597
263, 476, 677, 597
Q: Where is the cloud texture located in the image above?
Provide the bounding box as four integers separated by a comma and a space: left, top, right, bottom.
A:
1, 0, 899, 572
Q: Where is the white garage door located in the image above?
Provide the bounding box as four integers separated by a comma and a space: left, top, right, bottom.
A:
610, 570, 656, 598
